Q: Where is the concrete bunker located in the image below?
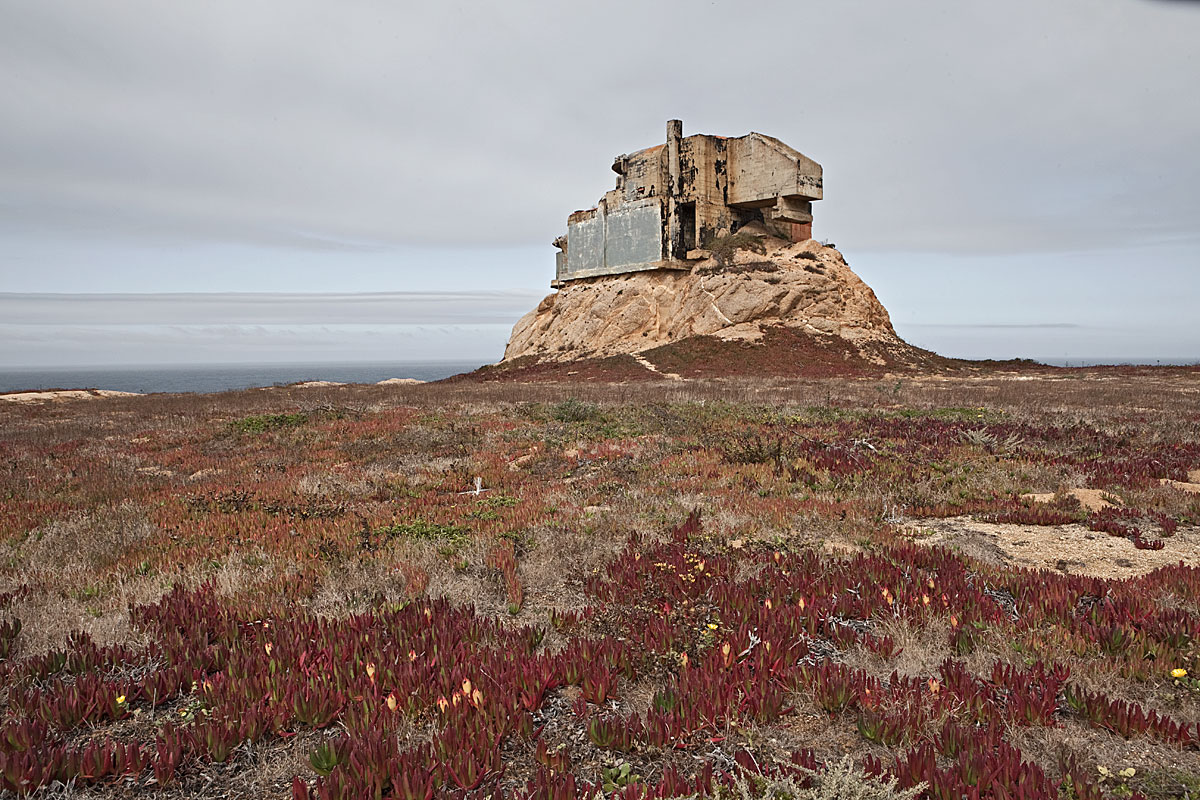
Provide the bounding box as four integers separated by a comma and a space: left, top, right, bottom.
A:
552, 120, 823, 287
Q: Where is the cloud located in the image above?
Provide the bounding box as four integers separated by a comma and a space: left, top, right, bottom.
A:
0, 323, 514, 368
0, 292, 537, 366
906, 323, 1082, 330
1, 1, 1196, 367
2, 1, 1199, 256
894, 321, 1197, 363
0, 291, 544, 326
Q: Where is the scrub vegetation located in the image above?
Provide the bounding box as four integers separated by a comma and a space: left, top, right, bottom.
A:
1, 369, 1199, 798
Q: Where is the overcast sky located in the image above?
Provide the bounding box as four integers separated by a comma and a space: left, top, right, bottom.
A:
2, 0, 1197, 368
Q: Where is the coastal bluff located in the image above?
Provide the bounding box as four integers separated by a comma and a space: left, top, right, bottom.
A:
503, 231, 915, 371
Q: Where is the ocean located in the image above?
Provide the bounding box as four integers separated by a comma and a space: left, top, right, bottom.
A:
2, 357, 1195, 396
0, 360, 486, 395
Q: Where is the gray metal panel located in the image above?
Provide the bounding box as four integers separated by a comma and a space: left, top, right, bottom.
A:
605, 201, 662, 269
566, 213, 604, 275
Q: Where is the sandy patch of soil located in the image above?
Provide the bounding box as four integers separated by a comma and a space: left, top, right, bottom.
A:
1161, 470, 1200, 493
377, 378, 425, 385
1020, 487, 1117, 512
136, 465, 174, 477
631, 353, 683, 381
0, 389, 139, 403
910, 516, 1200, 579
189, 468, 224, 481
291, 380, 346, 388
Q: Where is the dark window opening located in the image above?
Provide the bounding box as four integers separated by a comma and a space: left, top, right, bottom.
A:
678, 203, 696, 257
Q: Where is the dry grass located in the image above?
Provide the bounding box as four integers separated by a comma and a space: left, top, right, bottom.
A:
4, 370, 1198, 641
1, 369, 1199, 796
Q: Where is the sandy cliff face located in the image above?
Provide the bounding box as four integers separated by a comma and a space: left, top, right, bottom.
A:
503, 236, 900, 364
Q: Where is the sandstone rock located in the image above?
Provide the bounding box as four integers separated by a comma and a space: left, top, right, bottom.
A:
503, 237, 899, 363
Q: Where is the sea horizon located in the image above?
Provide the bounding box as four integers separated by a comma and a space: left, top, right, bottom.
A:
0, 359, 489, 395
2, 355, 1197, 396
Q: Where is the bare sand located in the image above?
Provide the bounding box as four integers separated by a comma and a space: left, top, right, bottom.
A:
1020, 487, 1117, 512
912, 517, 1199, 579
1161, 469, 1200, 494
0, 389, 140, 404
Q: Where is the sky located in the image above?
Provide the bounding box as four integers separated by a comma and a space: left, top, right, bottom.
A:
1, 0, 1198, 368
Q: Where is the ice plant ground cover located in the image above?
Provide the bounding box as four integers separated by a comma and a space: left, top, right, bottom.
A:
0, 370, 1199, 798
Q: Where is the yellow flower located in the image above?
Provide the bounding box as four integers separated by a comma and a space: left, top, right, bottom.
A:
1172, 668, 1189, 678
116, 695, 126, 705
707, 623, 718, 630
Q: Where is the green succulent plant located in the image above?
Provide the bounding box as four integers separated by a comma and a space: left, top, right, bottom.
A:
601, 762, 642, 792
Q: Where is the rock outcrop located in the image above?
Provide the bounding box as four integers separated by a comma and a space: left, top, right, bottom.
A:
504, 232, 902, 366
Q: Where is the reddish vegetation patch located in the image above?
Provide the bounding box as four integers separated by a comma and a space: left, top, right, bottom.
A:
2, 375, 1200, 798
640, 327, 925, 378
2, 513, 1199, 798
462, 326, 1094, 383
462, 327, 939, 383
456, 354, 658, 383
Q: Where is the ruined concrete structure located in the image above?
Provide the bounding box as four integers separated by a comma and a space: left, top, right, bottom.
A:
553, 120, 822, 286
